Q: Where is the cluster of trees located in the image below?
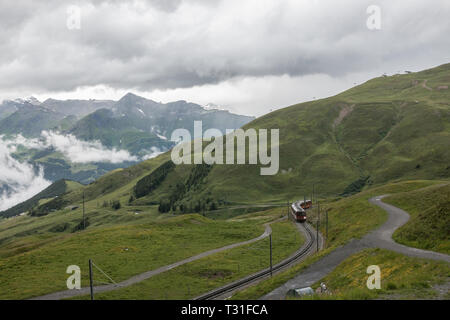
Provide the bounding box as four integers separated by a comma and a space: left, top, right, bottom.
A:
26, 162, 217, 219
102, 200, 121, 210
158, 164, 215, 213
24, 161, 220, 223
184, 163, 212, 191
72, 217, 90, 232
134, 161, 175, 198
159, 197, 218, 214
48, 218, 91, 233
28, 206, 39, 217
28, 197, 68, 217
340, 176, 371, 196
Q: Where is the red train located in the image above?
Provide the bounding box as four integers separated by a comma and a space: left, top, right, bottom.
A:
290, 201, 308, 223
299, 200, 312, 210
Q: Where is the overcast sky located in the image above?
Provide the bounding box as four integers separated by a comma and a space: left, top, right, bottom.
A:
0, 0, 449, 116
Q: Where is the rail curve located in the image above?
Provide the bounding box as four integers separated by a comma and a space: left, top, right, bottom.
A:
195, 221, 319, 300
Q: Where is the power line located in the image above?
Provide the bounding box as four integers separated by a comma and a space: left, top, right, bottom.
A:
316, 220, 319, 252
82, 192, 86, 230
326, 209, 329, 245
92, 261, 117, 285
269, 234, 273, 277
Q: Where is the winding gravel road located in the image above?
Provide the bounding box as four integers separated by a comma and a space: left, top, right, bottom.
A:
31, 218, 281, 300
262, 195, 450, 300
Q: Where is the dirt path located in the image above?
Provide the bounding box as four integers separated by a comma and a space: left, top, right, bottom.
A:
365, 196, 449, 261
331, 104, 369, 177
262, 196, 450, 299
31, 218, 284, 300
333, 104, 355, 128
422, 79, 433, 91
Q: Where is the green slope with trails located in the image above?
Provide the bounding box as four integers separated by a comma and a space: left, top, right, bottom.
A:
297, 248, 450, 300
110, 63, 450, 209
383, 183, 450, 254
0, 214, 265, 299
199, 63, 450, 203
72, 217, 303, 300
230, 180, 446, 300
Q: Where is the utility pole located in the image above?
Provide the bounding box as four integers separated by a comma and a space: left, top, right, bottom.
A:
269, 234, 273, 277
316, 220, 319, 252
82, 192, 86, 230
287, 201, 289, 219
89, 259, 94, 301
318, 201, 320, 225
326, 210, 329, 244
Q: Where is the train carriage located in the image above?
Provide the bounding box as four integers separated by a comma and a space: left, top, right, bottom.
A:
299, 200, 312, 210
290, 201, 307, 223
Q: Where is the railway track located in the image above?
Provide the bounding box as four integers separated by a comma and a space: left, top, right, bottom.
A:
194, 222, 317, 300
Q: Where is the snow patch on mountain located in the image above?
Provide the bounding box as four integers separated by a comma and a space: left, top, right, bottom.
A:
137, 108, 145, 116
156, 134, 167, 140
202, 103, 227, 111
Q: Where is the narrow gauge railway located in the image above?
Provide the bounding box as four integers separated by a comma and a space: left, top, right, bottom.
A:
195, 222, 316, 300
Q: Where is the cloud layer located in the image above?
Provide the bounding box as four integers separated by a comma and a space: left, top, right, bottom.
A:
0, 0, 449, 115
0, 132, 163, 212
40, 131, 139, 164
5, 131, 139, 164
0, 142, 51, 212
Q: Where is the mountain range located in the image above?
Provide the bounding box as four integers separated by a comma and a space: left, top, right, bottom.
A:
2, 63, 448, 218
0, 93, 254, 184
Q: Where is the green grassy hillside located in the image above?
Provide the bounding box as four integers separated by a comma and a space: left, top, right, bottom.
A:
384, 183, 450, 254
124, 63, 450, 208
73, 218, 303, 300
300, 248, 450, 300
229, 180, 447, 300
199, 63, 450, 203
100, 63, 450, 209
0, 214, 265, 299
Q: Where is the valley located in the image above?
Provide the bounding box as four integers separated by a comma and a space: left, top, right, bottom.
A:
0, 64, 449, 300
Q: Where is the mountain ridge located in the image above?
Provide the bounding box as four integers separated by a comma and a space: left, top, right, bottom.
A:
0, 93, 255, 210
3, 63, 448, 219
